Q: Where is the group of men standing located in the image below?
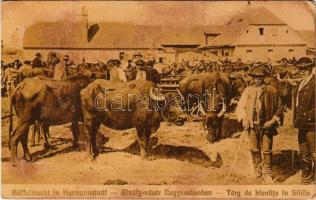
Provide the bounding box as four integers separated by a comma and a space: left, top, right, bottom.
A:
31, 52, 160, 83
32, 52, 74, 80
109, 52, 160, 84
236, 59, 315, 184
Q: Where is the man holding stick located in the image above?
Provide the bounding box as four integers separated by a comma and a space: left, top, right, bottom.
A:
236, 64, 283, 184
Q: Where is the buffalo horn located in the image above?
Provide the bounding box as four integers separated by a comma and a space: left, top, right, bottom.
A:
217, 102, 226, 118
176, 89, 185, 101
150, 87, 165, 101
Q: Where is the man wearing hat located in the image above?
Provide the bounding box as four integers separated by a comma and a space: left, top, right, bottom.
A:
133, 52, 143, 61
294, 59, 315, 184
32, 52, 45, 68
144, 60, 160, 84
279, 58, 316, 184
108, 59, 127, 82
279, 58, 315, 184
236, 65, 283, 184
135, 60, 147, 81
53, 54, 71, 80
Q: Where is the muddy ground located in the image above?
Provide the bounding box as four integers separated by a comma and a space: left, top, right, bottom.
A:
1, 97, 302, 185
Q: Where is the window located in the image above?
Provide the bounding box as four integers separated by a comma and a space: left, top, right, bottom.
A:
246, 30, 249, 33
289, 49, 294, 52
225, 52, 229, 56
211, 51, 218, 56
221, 50, 225, 56
246, 49, 253, 53
259, 28, 264, 35
286, 30, 289, 33
268, 49, 273, 53
159, 57, 163, 63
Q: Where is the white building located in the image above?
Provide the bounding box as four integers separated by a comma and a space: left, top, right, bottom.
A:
200, 6, 309, 63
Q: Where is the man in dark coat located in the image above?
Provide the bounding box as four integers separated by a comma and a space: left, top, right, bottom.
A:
145, 60, 160, 84
294, 61, 315, 184
236, 65, 283, 184
32, 52, 44, 68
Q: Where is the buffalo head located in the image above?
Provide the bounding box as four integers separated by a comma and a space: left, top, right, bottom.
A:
149, 87, 185, 126
203, 84, 227, 143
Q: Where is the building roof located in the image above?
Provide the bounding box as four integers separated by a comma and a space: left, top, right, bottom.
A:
203, 25, 223, 35
203, 6, 305, 48
23, 21, 219, 49
23, 22, 86, 49
296, 30, 315, 49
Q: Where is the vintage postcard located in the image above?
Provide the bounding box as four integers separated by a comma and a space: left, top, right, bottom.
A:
1, 0, 316, 199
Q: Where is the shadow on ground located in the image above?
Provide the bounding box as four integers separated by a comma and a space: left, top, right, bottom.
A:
121, 136, 222, 168
272, 150, 300, 183
4, 133, 222, 168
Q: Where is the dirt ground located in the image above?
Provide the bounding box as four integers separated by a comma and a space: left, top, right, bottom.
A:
1, 97, 302, 185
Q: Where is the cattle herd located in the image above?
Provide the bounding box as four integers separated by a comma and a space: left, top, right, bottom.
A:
1, 54, 310, 166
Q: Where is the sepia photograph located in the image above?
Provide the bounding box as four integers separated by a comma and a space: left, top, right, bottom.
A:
1, 0, 315, 199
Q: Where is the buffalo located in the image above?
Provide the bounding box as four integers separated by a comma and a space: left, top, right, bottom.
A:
80, 79, 185, 160
9, 71, 92, 166
179, 72, 244, 143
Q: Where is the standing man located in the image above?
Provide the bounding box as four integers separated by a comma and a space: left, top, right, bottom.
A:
294, 61, 315, 184
277, 58, 315, 184
236, 64, 283, 184
108, 59, 127, 82
53, 54, 70, 80
145, 60, 160, 84
32, 53, 44, 68
135, 60, 147, 81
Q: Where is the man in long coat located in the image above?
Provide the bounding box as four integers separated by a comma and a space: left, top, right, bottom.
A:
53, 55, 70, 80
236, 65, 283, 184
294, 61, 315, 184
277, 59, 315, 184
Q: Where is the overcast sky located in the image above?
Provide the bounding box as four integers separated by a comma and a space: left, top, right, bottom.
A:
1, 1, 315, 48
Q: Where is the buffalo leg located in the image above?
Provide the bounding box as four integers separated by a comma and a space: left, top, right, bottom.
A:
30, 124, 36, 146
136, 128, 151, 158
43, 123, 51, 138
30, 121, 40, 146
21, 130, 32, 162
42, 124, 50, 150
71, 121, 80, 150
84, 118, 101, 160
36, 121, 41, 144
10, 121, 31, 166
144, 129, 153, 158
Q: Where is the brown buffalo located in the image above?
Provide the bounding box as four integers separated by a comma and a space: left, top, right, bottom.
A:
9, 71, 92, 166
179, 72, 243, 143
80, 79, 185, 160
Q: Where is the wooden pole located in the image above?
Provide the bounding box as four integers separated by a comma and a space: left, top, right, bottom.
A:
291, 85, 296, 127
291, 84, 296, 168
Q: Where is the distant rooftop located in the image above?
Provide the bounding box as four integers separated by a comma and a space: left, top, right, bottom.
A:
23, 21, 221, 49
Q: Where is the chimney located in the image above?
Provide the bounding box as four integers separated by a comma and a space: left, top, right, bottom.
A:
80, 6, 88, 42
